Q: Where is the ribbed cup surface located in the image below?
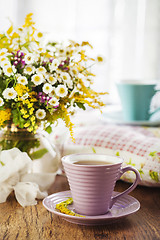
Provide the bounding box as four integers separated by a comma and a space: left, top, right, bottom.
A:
62, 154, 122, 216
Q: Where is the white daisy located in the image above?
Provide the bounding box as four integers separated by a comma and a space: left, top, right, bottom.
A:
54, 71, 62, 83
21, 47, 30, 55
3, 65, 16, 77
66, 79, 73, 89
24, 65, 35, 75
58, 48, 65, 56
1, 60, 11, 68
36, 109, 46, 119
0, 48, 8, 57
42, 83, 53, 94
65, 47, 73, 57
55, 84, 68, 98
49, 59, 60, 72
28, 42, 39, 54
48, 97, 59, 106
24, 53, 35, 64
70, 66, 79, 77
31, 74, 44, 86
61, 72, 71, 82
57, 75, 63, 83
36, 66, 46, 76
17, 76, 28, 85
15, 73, 21, 79
47, 74, 57, 85
61, 72, 73, 88
2, 87, 17, 100
0, 56, 9, 64
49, 87, 56, 97
0, 97, 4, 106
34, 31, 44, 42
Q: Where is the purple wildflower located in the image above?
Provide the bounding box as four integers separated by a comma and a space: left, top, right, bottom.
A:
12, 50, 26, 69
42, 61, 47, 66
53, 105, 59, 108
58, 57, 70, 71
37, 92, 53, 105
21, 60, 26, 68
37, 92, 43, 97
49, 58, 54, 63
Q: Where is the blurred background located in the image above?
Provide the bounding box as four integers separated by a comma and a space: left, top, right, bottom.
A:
0, 0, 160, 104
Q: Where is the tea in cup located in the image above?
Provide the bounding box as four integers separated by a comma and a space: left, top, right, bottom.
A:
116, 80, 158, 121
62, 154, 141, 216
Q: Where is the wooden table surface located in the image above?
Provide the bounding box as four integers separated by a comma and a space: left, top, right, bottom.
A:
0, 175, 159, 240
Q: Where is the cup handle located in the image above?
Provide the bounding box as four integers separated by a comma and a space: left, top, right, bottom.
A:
110, 166, 141, 209
149, 107, 160, 117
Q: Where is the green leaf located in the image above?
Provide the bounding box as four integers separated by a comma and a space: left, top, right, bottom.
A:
116, 151, 120, 156
0, 160, 5, 166
0, 34, 7, 41
149, 170, 159, 182
30, 148, 48, 160
47, 42, 57, 46
75, 102, 86, 110
12, 111, 19, 125
12, 108, 25, 127
138, 169, 144, 176
149, 151, 157, 157
45, 125, 52, 134
92, 147, 96, 153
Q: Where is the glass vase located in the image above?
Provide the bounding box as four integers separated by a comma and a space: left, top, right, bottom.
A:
0, 124, 60, 173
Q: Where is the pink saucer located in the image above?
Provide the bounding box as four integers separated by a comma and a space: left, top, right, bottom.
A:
43, 191, 140, 225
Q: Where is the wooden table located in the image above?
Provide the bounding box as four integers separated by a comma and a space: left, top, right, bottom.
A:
0, 175, 159, 240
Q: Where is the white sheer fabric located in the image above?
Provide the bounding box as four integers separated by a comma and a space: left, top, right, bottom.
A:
0, 0, 160, 103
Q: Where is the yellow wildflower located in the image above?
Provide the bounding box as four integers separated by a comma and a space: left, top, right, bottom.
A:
30, 116, 35, 122
0, 109, 11, 126
79, 50, 86, 61
23, 13, 35, 28
22, 99, 29, 105
23, 114, 29, 119
24, 122, 30, 128
29, 91, 37, 102
56, 198, 85, 217
81, 41, 93, 49
45, 51, 52, 58
27, 102, 33, 108
97, 55, 103, 63
28, 126, 34, 132
10, 32, 19, 40
15, 84, 29, 97
20, 108, 27, 115
60, 103, 74, 141
0, 34, 9, 49
6, 23, 13, 36
29, 108, 34, 115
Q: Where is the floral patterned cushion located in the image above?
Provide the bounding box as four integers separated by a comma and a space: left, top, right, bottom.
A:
53, 124, 160, 187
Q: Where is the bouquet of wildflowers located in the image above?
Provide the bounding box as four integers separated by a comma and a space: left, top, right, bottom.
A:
0, 13, 106, 140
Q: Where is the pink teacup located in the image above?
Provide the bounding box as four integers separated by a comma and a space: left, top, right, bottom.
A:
62, 154, 141, 216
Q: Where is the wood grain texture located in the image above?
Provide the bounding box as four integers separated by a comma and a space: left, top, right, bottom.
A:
0, 175, 159, 240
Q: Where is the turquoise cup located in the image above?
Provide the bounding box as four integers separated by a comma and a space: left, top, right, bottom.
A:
116, 80, 158, 121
